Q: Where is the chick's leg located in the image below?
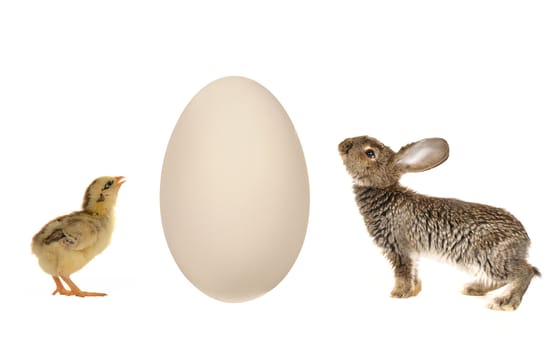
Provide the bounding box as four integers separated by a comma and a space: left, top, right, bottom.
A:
60, 275, 107, 297
52, 276, 71, 296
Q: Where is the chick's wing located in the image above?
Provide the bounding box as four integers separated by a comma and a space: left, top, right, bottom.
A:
60, 216, 100, 250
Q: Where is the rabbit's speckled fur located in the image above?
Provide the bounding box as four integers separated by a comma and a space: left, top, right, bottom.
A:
339, 136, 539, 311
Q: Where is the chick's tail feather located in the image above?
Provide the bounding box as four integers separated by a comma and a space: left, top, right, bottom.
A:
32, 219, 65, 252
31, 232, 48, 255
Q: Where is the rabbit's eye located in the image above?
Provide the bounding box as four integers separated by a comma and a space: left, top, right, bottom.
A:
365, 149, 376, 159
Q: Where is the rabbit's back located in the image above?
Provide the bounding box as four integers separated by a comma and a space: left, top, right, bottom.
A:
354, 184, 530, 277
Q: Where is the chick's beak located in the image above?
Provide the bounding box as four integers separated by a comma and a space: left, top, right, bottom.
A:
115, 176, 126, 187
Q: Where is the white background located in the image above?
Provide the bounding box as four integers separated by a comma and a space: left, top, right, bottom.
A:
1, 1, 550, 349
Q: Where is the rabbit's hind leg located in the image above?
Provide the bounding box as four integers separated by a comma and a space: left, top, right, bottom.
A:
462, 280, 505, 296
488, 262, 539, 311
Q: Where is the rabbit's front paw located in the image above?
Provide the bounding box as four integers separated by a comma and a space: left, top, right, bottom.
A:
391, 278, 422, 298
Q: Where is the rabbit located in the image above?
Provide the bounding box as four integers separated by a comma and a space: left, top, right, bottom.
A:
338, 135, 540, 311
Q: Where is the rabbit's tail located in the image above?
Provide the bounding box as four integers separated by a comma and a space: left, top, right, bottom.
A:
532, 266, 542, 278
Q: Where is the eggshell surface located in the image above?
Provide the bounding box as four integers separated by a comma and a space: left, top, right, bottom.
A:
160, 76, 310, 302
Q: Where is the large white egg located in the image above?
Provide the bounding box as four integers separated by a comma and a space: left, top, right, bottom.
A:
160, 76, 310, 302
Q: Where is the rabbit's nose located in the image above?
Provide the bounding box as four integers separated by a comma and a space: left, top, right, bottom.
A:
339, 139, 353, 154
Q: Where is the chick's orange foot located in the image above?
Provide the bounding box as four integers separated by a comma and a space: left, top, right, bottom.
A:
51, 276, 72, 296
51, 276, 107, 297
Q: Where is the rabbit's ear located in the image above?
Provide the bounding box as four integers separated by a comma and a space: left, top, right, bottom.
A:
394, 138, 449, 173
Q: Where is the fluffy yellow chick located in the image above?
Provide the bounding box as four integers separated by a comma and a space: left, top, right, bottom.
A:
32, 176, 125, 297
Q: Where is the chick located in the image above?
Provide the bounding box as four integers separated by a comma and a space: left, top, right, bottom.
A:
31, 176, 125, 297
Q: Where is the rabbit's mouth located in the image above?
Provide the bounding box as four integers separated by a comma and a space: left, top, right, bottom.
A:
352, 175, 370, 186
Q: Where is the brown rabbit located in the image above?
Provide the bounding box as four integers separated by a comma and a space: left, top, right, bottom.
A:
338, 136, 540, 311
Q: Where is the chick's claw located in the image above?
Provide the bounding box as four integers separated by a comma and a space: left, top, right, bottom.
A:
52, 289, 106, 297
72, 291, 107, 297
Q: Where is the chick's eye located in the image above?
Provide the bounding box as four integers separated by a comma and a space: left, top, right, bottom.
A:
365, 149, 376, 159
103, 181, 114, 190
